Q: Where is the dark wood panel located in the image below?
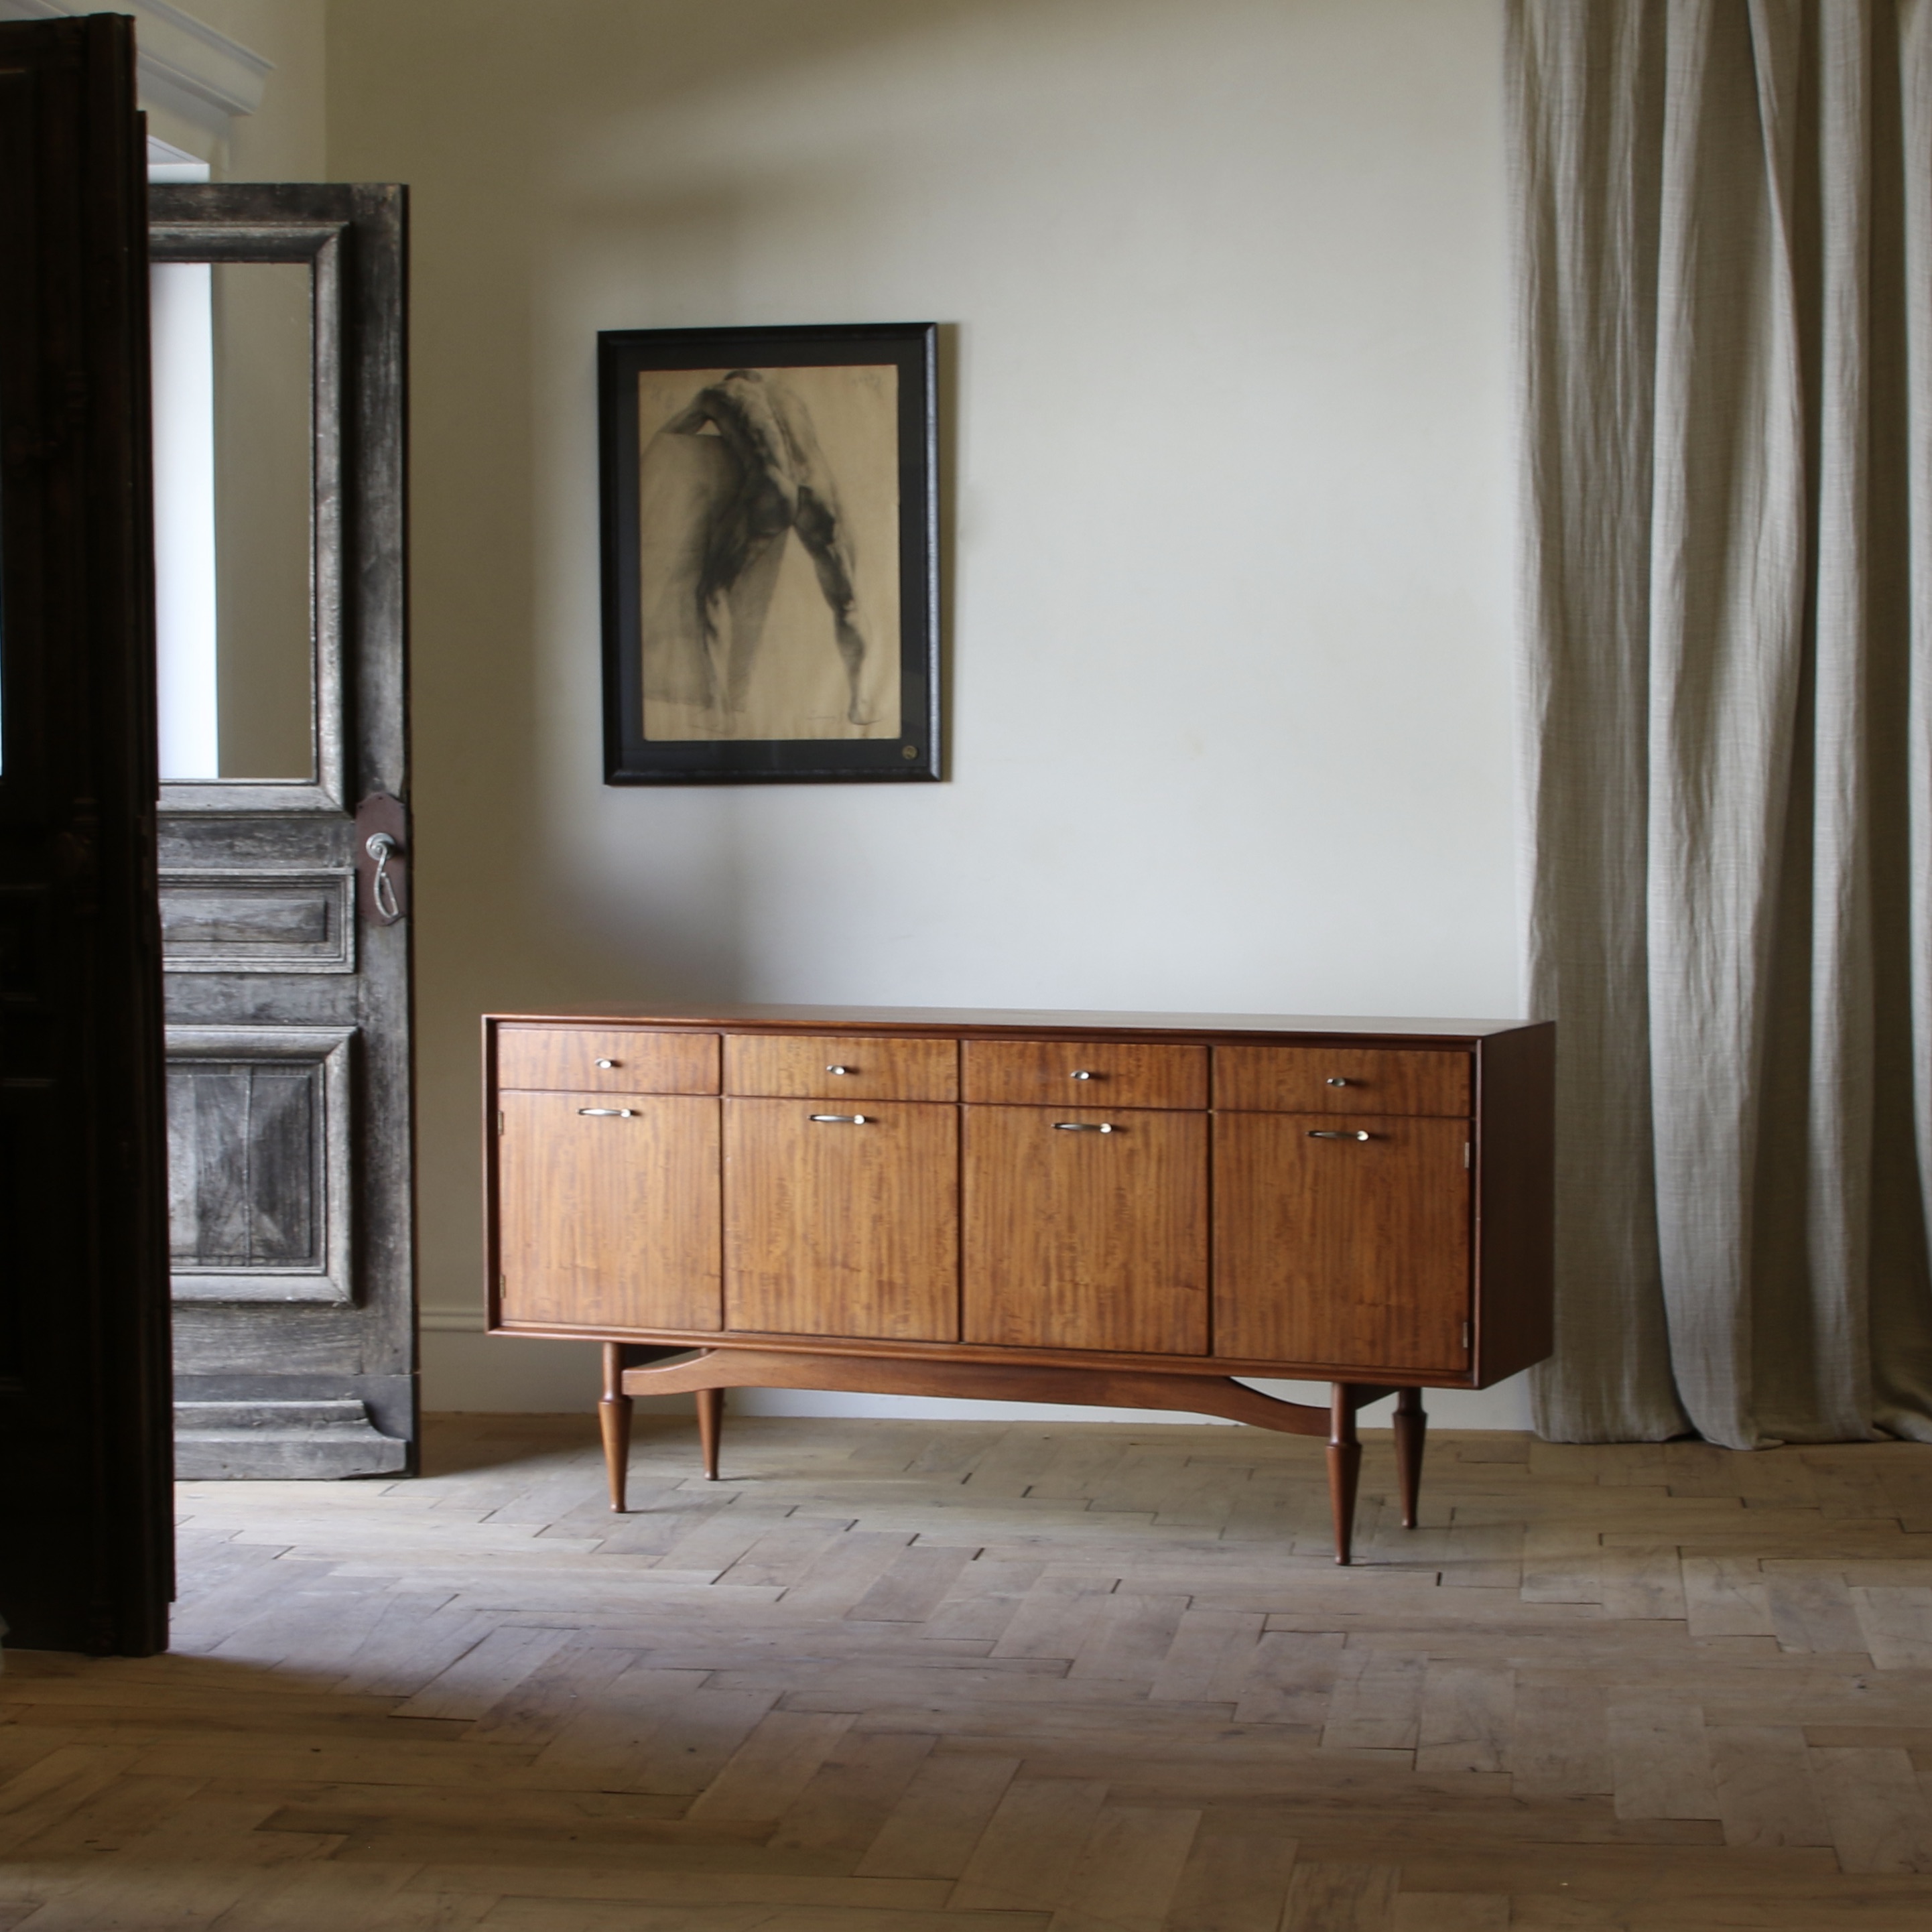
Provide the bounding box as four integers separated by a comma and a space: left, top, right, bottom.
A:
1214, 1112, 1470, 1373
495, 1025, 718, 1095
724, 1033, 958, 1102
0, 13, 173, 1655
962, 1038, 1206, 1110
497, 1092, 720, 1333
1214, 1045, 1472, 1116
962, 1106, 1207, 1356
1472, 1023, 1556, 1382
723, 1099, 957, 1341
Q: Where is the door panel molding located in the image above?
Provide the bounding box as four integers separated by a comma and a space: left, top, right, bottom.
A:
159, 867, 357, 973
165, 1025, 355, 1304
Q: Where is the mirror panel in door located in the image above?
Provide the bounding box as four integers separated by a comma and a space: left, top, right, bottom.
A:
152, 258, 317, 784
215, 260, 315, 779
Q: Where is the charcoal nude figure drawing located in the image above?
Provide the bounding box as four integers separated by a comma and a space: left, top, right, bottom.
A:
635, 365, 900, 742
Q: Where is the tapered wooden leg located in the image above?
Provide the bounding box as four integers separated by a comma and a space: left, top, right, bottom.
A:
696, 1387, 723, 1480
1393, 1386, 1427, 1529
1328, 1383, 1362, 1565
599, 1343, 632, 1513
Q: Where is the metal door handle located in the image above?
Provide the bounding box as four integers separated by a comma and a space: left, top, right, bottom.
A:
810, 1113, 869, 1124
1054, 1121, 1115, 1133
826, 1065, 852, 1074
578, 1108, 635, 1118
365, 833, 403, 923
1307, 1129, 1372, 1141
1070, 1069, 1094, 1080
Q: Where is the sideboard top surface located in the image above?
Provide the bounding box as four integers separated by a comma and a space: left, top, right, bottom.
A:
482, 1003, 1546, 1043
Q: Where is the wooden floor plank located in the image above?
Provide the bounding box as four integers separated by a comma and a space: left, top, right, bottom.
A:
947, 1777, 1110, 1912
10, 1415, 1932, 1926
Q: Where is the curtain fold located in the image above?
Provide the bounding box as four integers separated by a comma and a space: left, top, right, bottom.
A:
1509, 0, 1932, 1446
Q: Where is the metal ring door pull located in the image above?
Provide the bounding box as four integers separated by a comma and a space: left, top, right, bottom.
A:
365, 832, 403, 923
578, 1108, 635, 1118
810, 1113, 869, 1124
1307, 1129, 1372, 1141
1054, 1121, 1115, 1133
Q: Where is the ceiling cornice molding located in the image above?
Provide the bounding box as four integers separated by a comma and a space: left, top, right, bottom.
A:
0, 0, 271, 130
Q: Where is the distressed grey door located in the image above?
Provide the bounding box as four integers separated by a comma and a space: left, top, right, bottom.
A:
150, 184, 414, 1478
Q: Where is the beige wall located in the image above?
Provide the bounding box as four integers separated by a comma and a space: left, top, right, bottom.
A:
202, 0, 324, 180
125, 0, 325, 176
319, 0, 1529, 1424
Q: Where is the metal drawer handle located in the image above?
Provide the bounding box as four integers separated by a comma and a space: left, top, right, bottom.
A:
1308, 1129, 1372, 1141
1326, 1077, 1350, 1086
1070, 1069, 1094, 1080
578, 1108, 635, 1118
826, 1065, 852, 1074
595, 1058, 617, 1068
810, 1113, 869, 1124
1055, 1121, 1115, 1133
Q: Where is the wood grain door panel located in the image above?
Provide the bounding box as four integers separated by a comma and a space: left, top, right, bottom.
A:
962, 1039, 1208, 1110
497, 1026, 719, 1095
1214, 1112, 1469, 1372
963, 1106, 1208, 1355
724, 1099, 958, 1341
498, 1091, 721, 1333
1214, 1045, 1472, 1116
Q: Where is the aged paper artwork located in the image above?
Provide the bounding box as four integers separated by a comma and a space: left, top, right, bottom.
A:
635, 364, 901, 742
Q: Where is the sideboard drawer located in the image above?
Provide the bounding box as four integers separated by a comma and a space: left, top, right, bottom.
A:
496, 1026, 719, 1095
962, 1038, 1208, 1110
724, 1033, 959, 1102
1215, 1045, 1471, 1116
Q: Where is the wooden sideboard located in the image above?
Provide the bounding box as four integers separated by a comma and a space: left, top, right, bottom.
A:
484, 1005, 1554, 1562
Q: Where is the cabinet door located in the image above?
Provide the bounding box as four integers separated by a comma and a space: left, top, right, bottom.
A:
496, 1092, 720, 1332
963, 1106, 1208, 1355
724, 1099, 958, 1342
1214, 1113, 1469, 1373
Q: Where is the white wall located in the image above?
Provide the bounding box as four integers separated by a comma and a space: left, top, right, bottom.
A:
324, 0, 1529, 1427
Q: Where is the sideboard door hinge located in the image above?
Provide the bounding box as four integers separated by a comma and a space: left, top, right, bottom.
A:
1464, 1142, 1471, 1169
498, 1111, 506, 1135
1462, 1319, 1472, 1352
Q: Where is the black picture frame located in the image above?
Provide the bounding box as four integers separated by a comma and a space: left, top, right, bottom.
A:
599, 322, 940, 784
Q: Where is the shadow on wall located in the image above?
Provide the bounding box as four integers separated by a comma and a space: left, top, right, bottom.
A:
369, 0, 1078, 1015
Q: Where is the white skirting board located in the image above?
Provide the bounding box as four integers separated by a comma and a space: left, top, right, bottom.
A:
420, 1320, 1535, 1429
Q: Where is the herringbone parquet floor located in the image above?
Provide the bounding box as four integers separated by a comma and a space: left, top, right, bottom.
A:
3, 1412, 1931, 1929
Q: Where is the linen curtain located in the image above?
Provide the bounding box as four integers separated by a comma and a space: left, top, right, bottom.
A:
1509, 1, 1932, 1445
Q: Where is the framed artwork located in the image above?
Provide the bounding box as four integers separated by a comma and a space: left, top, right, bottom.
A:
598, 322, 940, 783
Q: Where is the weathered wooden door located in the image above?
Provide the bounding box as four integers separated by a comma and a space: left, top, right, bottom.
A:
148, 184, 415, 1478
0, 13, 174, 1653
